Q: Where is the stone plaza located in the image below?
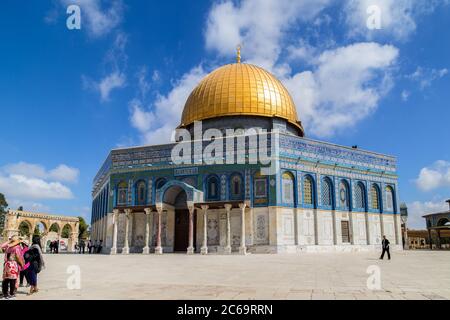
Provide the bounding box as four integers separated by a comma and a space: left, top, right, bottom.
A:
7, 250, 450, 300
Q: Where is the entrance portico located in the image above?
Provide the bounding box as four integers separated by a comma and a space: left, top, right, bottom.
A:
109, 180, 250, 255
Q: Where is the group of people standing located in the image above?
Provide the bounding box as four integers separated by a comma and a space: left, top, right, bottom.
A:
75, 239, 103, 254
1, 235, 45, 299
49, 240, 59, 254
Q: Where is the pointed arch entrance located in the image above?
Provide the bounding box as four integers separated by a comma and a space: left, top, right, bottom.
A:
155, 180, 204, 254
173, 191, 196, 252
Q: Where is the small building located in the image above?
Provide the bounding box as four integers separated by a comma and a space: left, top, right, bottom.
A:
423, 200, 450, 250
406, 230, 429, 249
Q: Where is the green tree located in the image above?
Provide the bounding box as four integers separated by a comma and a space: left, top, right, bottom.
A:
18, 222, 31, 237
49, 223, 59, 233
0, 193, 8, 236
61, 224, 71, 238
33, 226, 41, 236
78, 217, 89, 239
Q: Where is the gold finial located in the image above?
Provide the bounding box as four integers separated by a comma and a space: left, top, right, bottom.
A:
236, 45, 241, 63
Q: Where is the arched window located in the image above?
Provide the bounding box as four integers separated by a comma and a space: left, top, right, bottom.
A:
282, 172, 295, 205
206, 175, 219, 201
303, 175, 314, 205
338, 180, 350, 210
117, 181, 128, 206
230, 173, 243, 200
355, 182, 366, 210
254, 172, 267, 199
386, 186, 395, 212
438, 218, 450, 227
155, 178, 167, 190
370, 184, 381, 211
321, 177, 333, 208
135, 180, 146, 205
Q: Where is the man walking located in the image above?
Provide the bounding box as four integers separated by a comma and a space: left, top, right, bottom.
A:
97, 240, 103, 254
380, 235, 391, 260
87, 240, 92, 254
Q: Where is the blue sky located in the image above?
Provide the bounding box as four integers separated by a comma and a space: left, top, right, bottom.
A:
0, 0, 449, 228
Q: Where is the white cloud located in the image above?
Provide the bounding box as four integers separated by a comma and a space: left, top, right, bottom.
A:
3, 162, 47, 180
7, 199, 51, 213
61, 0, 123, 37
415, 160, 450, 192
129, 99, 154, 133
344, 0, 449, 41
205, 0, 331, 71
48, 165, 80, 183
0, 162, 78, 201
401, 90, 410, 102
203, 1, 399, 138
83, 33, 128, 102
0, 175, 73, 200
407, 67, 448, 90
97, 71, 126, 102
129, 65, 207, 145
284, 42, 398, 137
3, 162, 79, 183
407, 199, 449, 229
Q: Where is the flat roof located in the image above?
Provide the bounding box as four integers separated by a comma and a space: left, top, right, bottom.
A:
422, 210, 450, 218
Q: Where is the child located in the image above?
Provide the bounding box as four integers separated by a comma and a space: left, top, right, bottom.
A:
2, 252, 19, 299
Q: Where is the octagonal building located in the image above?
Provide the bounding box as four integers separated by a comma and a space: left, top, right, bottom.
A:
91, 56, 401, 255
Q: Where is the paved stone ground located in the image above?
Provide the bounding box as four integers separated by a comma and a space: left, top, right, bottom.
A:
2, 250, 449, 300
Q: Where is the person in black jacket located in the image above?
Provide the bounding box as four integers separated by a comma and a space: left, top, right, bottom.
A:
380, 236, 391, 260
24, 235, 46, 295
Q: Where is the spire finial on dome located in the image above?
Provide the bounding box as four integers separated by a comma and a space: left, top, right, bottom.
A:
236, 45, 241, 63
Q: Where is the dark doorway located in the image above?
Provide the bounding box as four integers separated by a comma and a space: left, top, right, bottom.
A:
174, 209, 196, 252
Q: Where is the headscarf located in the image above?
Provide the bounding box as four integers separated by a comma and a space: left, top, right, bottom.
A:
30, 236, 45, 270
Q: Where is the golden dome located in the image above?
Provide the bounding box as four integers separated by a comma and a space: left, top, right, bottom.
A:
180, 63, 304, 135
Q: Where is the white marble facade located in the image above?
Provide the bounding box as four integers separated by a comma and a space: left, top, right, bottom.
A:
93, 206, 403, 254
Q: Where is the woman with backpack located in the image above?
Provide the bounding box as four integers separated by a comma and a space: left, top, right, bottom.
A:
24, 235, 45, 295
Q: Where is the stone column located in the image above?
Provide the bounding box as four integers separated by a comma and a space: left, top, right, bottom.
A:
428, 229, 433, 250
201, 205, 209, 255
224, 204, 232, 254
365, 211, 371, 245
332, 210, 337, 245
111, 209, 119, 255
143, 208, 152, 254
155, 207, 163, 254
70, 232, 78, 253
122, 209, 132, 254
437, 230, 442, 249
239, 203, 247, 255
187, 206, 195, 255
394, 214, 401, 246
348, 212, 354, 245
248, 207, 254, 246
380, 213, 385, 240
314, 209, 319, 245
